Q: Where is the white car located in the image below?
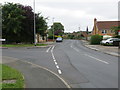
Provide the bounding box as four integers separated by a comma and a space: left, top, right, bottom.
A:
100, 38, 120, 45
56, 37, 63, 42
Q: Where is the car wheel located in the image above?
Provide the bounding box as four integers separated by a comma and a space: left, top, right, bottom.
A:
106, 42, 109, 44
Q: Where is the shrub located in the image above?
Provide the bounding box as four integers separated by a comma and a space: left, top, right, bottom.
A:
90, 34, 103, 45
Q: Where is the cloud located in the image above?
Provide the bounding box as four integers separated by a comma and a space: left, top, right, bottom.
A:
0, 0, 119, 32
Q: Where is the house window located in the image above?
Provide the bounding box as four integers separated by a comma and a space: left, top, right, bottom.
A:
102, 30, 107, 34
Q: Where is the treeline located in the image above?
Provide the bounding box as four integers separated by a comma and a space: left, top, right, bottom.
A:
2, 2, 47, 43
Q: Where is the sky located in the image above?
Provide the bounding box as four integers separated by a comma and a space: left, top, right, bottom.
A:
0, 0, 119, 33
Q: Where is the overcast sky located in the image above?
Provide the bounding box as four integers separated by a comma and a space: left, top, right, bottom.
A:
0, 0, 119, 32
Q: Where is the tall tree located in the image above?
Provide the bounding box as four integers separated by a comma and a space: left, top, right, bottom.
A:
2, 3, 48, 43
49, 22, 64, 37
19, 4, 34, 43
35, 13, 48, 40
2, 3, 25, 43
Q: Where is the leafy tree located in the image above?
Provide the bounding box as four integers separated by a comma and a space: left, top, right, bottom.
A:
2, 3, 25, 43
35, 13, 48, 40
48, 22, 64, 38
2, 3, 48, 43
111, 26, 120, 38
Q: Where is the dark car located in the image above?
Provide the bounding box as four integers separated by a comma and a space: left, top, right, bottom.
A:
56, 37, 63, 42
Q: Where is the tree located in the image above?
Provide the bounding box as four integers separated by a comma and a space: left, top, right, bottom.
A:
49, 22, 64, 37
2, 3, 25, 43
35, 13, 48, 40
111, 26, 120, 38
2, 3, 48, 43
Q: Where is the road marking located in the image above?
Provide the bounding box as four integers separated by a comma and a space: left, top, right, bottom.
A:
56, 65, 59, 69
52, 53, 55, 60
71, 44, 109, 64
20, 60, 70, 88
58, 69, 62, 74
51, 45, 62, 75
54, 59, 56, 62
84, 54, 109, 64
46, 46, 52, 52
54, 61, 58, 65
51, 45, 55, 52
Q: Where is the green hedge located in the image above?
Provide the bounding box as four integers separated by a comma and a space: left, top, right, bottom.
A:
90, 34, 103, 45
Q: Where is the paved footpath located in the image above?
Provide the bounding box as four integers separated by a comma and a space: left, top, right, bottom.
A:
2, 56, 70, 88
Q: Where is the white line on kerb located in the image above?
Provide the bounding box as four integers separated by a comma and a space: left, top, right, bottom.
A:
58, 69, 62, 74
46, 46, 52, 52
85, 54, 109, 64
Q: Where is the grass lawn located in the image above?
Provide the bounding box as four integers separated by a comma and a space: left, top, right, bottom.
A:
1, 43, 47, 47
0, 64, 24, 89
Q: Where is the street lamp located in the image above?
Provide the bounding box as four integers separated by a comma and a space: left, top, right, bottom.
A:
52, 18, 54, 42
33, 0, 36, 46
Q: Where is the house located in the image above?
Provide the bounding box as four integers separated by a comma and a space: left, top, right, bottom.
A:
92, 18, 120, 36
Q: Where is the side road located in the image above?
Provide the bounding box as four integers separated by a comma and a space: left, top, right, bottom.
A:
2, 56, 70, 88
81, 40, 119, 57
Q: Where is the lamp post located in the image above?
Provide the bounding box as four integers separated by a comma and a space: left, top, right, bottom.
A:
52, 18, 54, 42
33, 0, 36, 46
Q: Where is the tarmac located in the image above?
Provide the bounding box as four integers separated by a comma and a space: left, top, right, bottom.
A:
1, 40, 119, 88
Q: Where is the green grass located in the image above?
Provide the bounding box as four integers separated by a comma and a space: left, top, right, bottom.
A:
1, 43, 47, 47
0, 64, 24, 89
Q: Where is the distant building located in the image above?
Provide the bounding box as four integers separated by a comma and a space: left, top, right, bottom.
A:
92, 18, 120, 36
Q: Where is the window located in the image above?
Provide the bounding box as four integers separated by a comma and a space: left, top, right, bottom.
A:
102, 30, 107, 34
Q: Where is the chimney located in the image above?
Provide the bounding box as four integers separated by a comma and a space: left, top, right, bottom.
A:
94, 18, 97, 35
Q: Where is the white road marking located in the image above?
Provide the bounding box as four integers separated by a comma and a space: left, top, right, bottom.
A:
54, 59, 56, 62
84, 54, 109, 64
56, 65, 60, 69
20, 60, 70, 88
71, 45, 109, 65
50, 45, 62, 75
58, 69, 62, 74
51, 45, 55, 52
54, 61, 58, 65
52, 53, 55, 60
46, 46, 52, 52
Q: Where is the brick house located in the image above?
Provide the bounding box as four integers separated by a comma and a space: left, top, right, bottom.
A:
92, 18, 120, 36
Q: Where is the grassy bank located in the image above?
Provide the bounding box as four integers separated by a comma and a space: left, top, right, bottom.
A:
0, 64, 24, 89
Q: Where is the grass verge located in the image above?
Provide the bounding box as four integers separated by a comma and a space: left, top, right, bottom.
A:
0, 64, 24, 89
1, 43, 47, 47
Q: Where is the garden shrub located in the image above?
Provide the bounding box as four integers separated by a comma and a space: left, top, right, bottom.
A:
90, 34, 103, 45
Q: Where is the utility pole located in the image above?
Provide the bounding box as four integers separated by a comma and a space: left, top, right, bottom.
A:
33, 0, 36, 46
52, 18, 54, 42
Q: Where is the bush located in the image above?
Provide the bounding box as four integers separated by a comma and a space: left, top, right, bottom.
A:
90, 34, 103, 45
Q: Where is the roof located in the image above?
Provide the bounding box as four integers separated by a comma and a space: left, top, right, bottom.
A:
97, 21, 120, 30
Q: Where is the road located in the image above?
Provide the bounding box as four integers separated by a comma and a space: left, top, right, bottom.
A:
2, 40, 118, 88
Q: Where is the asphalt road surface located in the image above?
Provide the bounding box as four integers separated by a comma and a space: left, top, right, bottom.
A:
2, 40, 118, 88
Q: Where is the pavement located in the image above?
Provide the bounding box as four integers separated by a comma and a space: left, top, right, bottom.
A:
81, 40, 120, 57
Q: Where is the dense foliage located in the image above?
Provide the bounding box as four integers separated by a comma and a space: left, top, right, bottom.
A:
48, 22, 64, 39
111, 26, 120, 38
2, 3, 47, 43
90, 34, 103, 45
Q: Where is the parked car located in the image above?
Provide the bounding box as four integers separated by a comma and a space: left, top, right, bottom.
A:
56, 37, 63, 42
100, 38, 120, 45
